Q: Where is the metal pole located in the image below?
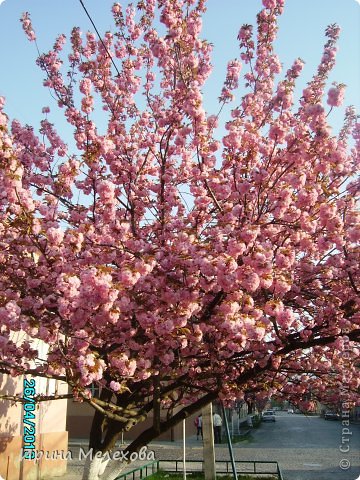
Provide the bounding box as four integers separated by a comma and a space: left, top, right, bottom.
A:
221, 403, 238, 480
182, 419, 187, 480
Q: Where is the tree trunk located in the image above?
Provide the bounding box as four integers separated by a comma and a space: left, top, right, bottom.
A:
81, 389, 219, 479
104, 460, 130, 480
81, 454, 128, 480
81, 454, 110, 480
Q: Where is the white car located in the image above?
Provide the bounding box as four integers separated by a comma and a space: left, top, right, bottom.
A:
262, 410, 276, 422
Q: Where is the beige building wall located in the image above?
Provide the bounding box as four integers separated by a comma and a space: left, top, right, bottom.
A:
0, 337, 69, 480
67, 399, 199, 443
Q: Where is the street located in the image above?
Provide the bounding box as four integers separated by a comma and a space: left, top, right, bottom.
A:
231, 412, 360, 480
150, 412, 360, 480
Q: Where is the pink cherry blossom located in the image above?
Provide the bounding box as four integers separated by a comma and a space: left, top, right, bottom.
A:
20, 12, 36, 42
0, 3, 358, 478
327, 84, 345, 107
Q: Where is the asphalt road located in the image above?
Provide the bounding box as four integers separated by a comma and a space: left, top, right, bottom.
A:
236, 412, 360, 480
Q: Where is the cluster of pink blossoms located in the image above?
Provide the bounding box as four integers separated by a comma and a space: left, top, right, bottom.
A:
0, 0, 358, 436
78, 353, 106, 386
327, 84, 345, 107
20, 12, 36, 42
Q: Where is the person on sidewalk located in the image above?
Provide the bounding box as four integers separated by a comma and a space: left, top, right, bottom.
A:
195, 414, 203, 440
213, 412, 222, 443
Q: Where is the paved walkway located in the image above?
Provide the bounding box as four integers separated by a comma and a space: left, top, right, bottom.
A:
52, 435, 236, 480
52, 418, 360, 480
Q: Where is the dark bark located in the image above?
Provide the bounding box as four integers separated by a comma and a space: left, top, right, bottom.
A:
101, 418, 123, 453
123, 390, 219, 456
89, 388, 114, 451
153, 375, 161, 434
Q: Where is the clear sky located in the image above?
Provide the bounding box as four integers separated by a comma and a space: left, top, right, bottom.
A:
0, 0, 359, 137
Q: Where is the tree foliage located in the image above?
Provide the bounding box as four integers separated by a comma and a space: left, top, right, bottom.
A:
1, 1, 359, 478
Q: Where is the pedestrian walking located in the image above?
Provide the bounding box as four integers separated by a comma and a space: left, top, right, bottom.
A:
213, 412, 222, 443
194, 414, 203, 440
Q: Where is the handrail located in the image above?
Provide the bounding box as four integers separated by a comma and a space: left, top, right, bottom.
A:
115, 458, 284, 480
158, 459, 283, 478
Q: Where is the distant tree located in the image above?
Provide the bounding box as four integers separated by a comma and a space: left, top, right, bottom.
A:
0, 1, 359, 479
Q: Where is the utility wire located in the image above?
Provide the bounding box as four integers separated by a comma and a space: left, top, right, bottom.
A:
78, 0, 120, 76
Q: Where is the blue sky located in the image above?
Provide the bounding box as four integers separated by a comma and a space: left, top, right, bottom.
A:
0, 0, 359, 137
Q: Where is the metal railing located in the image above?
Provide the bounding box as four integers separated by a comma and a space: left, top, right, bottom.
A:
115, 459, 284, 480
159, 459, 283, 479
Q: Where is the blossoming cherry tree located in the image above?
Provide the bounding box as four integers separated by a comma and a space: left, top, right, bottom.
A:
0, 1, 359, 479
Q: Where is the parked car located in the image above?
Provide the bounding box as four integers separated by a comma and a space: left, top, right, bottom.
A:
262, 411, 276, 422
324, 411, 340, 420
287, 409, 294, 414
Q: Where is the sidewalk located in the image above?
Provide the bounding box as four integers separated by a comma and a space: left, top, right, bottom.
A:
56, 435, 232, 480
